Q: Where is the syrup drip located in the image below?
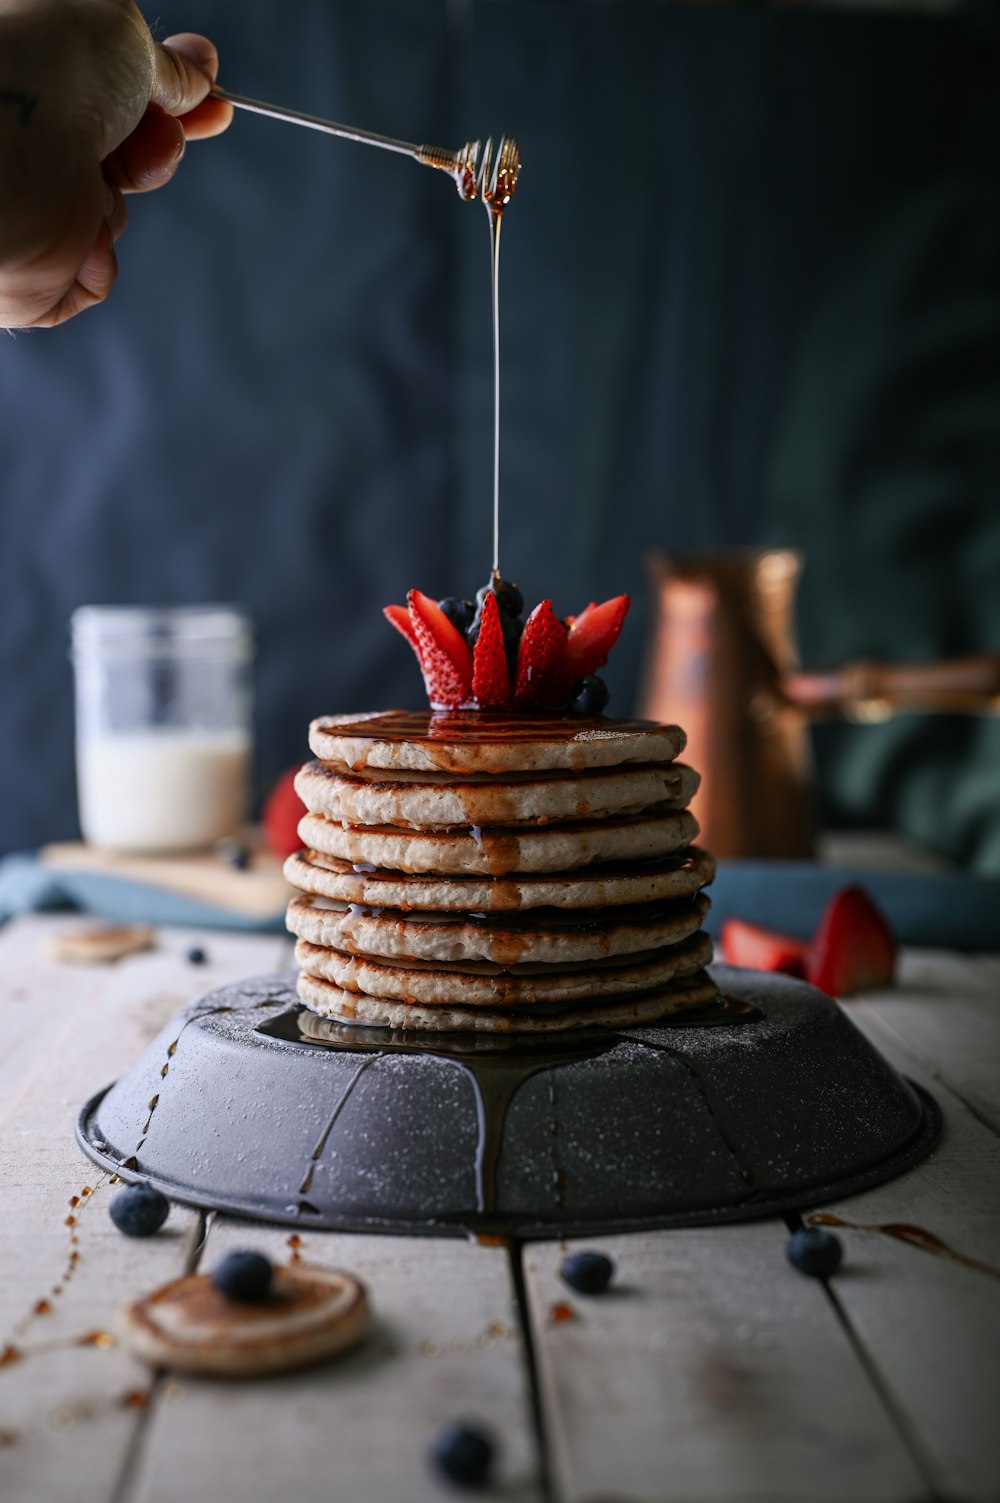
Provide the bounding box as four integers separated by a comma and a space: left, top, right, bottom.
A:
548, 1301, 577, 1325
0, 1181, 105, 1361
259, 1007, 616, 1220
617, 1026, 759, 1189
294, 1055, 381, 1215
808, 1214, 1000, 1282
287, 1233, 304, 1266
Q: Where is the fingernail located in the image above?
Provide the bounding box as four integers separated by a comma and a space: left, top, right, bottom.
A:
103, 183, 117, 218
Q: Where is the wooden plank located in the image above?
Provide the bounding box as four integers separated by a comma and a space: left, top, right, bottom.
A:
0, 917, 289, 1503
806, 1012, 1000, 1503
846, 951, 1000, 1132
123, 1219, 542, 1503
0, 915, 292, 1127
523, 1221, 927, 1503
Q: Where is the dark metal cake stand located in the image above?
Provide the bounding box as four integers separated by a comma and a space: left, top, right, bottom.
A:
77, 966, 940, 1239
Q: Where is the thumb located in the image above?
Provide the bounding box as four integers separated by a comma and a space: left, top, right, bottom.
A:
149, 32, 219, 117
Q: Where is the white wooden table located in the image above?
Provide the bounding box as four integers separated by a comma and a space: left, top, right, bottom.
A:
1, 912, 998, 1503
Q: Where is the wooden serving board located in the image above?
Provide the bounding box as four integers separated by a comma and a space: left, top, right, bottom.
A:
39, 840, 292, 921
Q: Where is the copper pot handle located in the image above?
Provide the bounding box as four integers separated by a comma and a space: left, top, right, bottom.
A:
781, 654, 1000, 719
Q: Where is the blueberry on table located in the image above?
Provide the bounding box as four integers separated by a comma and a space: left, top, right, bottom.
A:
560, 1249, 615, 1294
430, 1422, 494, 1488
186, 946, 208, 965
786, 1227, 843, 1278
569, 675, 609, 715
109, 1183, 170, 1238
212, 1250, 274, 1303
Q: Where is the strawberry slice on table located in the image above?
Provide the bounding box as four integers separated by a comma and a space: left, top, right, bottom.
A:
514, 599, 569, 708
471, 590, 511, 708
807, 885, 897, 997
565, 594, 630, 683
719, 918, 808, 978
403, 589, 473, 709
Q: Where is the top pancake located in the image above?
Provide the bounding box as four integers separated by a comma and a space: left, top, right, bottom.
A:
309, 711, 686, 776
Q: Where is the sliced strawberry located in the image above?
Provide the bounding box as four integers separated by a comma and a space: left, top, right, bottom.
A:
719, 918, 808, 978
514, 599, 570, 708
472, 590, 511, 708
565, 594, 630, 682
807, 885, 897, 997
406, 589, 474, 709
262, 767, 308, 858
383, 602, 418, 647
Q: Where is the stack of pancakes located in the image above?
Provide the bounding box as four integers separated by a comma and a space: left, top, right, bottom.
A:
284, 711, 719, 1033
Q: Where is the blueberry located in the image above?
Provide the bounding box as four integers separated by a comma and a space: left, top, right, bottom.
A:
492, 577, 523, 619
108, 1183, 170, 1238
430, 1422, 493, 1487
786, 1227, 843, 1279
560, 1249, 615, 1294
438, 597, 475, 634
569, 675, 609, 715
186, 946, 208, 965
476, 575, 523, 620
216, 837, 250, 871
212, 1250, 274, 1303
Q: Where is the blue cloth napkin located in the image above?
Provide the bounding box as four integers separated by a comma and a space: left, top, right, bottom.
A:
708, 862, 1000, 951
0, 853, 286, 934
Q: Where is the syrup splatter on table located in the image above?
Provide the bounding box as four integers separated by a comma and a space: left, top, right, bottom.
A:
0, 911, 998, 1502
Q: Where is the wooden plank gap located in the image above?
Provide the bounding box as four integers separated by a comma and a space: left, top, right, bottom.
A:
509, 1240, 555, 1503
107, 1210, 207, 1503
821, 1277, 949, 1503
106, 1369, 166, 1503
852, 1001, 1000, 1143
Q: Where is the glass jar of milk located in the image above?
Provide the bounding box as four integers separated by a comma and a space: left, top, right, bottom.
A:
71, 606, 253, 854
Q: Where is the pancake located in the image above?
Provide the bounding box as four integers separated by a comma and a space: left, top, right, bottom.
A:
284, 845, 717, 912
294, 758, 699, 829
298, 807, 699, 876
309, 710, 685, 775
285, 890, 710, 964
294, 928, 712, 1005
296, 968, 720, 1033
119, 1265, 369, 1377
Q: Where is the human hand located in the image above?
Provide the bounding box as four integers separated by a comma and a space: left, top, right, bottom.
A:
0, 1, 233, 329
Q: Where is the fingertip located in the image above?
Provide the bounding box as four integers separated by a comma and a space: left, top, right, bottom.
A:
162, 32, 219, 83
76, 222, 118, 300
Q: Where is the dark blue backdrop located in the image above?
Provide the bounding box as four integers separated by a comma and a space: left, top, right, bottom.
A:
2, 2, 998, 870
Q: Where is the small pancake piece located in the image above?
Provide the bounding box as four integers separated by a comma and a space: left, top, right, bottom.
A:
284, 845, 717, 912
295, 759, 699, 829
309, 710, 686, 775
296, 968, 720, 1033
285, 890, 710, 964
120, 1264, 368, 1378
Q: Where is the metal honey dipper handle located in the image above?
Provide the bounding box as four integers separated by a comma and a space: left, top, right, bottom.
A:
210, 86, 521, 205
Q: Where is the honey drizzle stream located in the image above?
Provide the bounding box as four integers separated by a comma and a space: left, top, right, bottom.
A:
808, 1213, 1000, 1282
487, 205, 503, 575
